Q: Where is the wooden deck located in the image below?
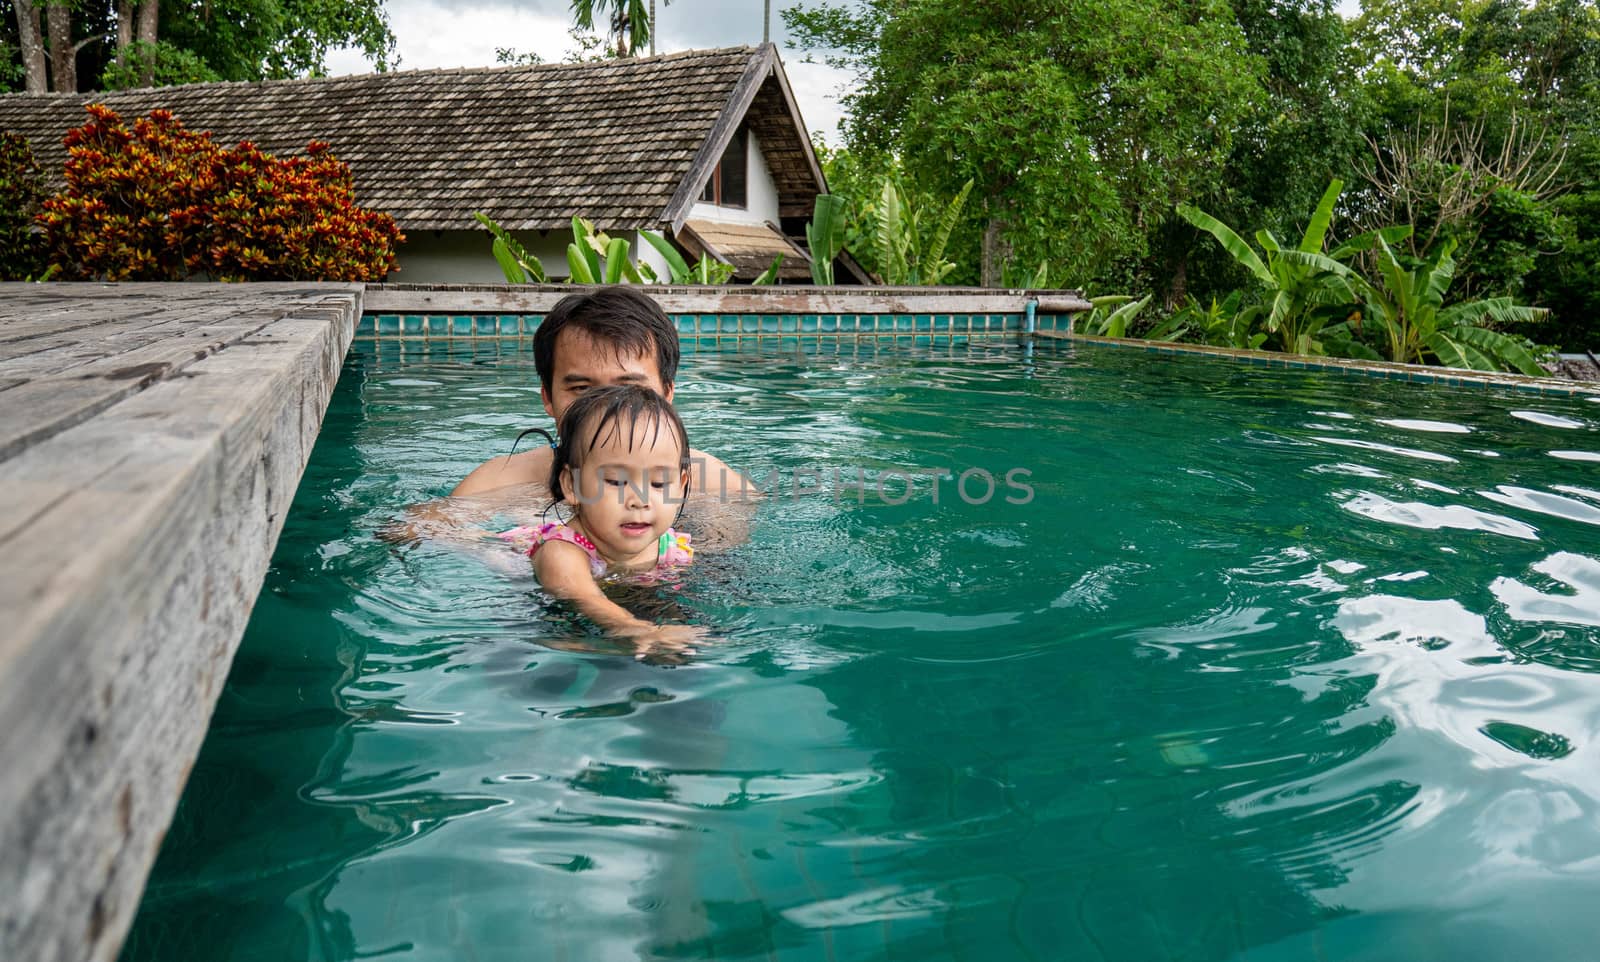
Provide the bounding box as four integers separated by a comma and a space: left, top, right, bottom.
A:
0, 283, 362, 962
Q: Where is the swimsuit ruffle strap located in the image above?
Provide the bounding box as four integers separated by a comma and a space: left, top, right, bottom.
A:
657, 528, 694, 566
503, 522, 607, 575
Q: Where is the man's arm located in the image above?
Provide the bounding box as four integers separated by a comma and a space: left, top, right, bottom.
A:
378, 483, 550, 545
452, 449, 549, 497
687, 448, 759, 503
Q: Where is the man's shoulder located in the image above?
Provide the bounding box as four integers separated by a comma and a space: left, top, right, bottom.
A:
452, 447, 552, 496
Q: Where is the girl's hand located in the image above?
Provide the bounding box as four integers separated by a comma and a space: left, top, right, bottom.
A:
620, 623, 707, 663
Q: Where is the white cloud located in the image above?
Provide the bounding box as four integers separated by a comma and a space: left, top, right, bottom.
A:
323, 0, 575, 75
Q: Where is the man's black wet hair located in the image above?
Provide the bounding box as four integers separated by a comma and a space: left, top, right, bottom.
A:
546, 385, 691, 503
533, 287, 680, 393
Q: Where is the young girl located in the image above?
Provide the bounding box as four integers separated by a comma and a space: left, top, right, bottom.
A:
499, 384, 701, 655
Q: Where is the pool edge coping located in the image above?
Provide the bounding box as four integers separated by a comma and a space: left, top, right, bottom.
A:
1043, 331, 1600, 398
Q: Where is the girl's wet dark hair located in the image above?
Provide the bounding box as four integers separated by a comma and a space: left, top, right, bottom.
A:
541, 385, 691, 502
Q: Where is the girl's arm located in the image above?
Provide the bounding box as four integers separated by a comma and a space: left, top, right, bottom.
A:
532, 542, 703, 657
532, 541, 647, 632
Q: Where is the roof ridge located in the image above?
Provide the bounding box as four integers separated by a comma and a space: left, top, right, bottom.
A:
0, 45, 765, 100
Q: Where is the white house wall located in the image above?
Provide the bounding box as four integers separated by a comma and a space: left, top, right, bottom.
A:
393, 229, 682, 285
688, 130, 782, 227
396, 230, 570, 284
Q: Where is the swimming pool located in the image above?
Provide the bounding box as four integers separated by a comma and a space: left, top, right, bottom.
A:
121, 335, 1600, 961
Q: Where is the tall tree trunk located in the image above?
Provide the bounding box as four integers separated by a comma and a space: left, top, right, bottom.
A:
649, 0, 655, 55
981, 218, 1011, 288
136, 0, 156, 44
115, 0, 134, 65
14, 0, 49, 93
136, 0, 158, 84
46, 1, 75, 92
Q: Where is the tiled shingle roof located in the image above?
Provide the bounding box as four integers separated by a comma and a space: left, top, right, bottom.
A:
0, 46, 814, 232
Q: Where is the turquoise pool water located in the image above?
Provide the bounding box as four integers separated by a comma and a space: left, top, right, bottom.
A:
122, 338, 1600, 961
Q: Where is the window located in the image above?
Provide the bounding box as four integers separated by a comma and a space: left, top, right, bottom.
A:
700, 127, 748, 208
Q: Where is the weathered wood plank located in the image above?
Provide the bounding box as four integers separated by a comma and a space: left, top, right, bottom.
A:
0, 284, 361, 962
0, 302, 245, 365
0, 310, 300, 461
0, 283, 260, 343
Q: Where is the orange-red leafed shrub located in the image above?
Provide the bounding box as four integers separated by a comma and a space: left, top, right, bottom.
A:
39, 105, 403, 282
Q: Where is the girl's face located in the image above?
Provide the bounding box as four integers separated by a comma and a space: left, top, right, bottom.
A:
560, 413, 688, 568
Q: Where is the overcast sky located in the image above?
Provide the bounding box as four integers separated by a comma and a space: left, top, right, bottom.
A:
323, 0, 855, 143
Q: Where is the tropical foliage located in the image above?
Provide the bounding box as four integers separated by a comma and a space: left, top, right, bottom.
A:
40, 106, 401, 281
805, 194, 848, 285
854, 177, 972, 285
1179, 180, 1382, 356
788, 0, 1600, 353
474, 211, 547, 283
1172, 178, 1547, 371
473, 212, 749, 285
569, 0, 668, 57
0, 131, 46, 280
1357, 236, 1546, 373
637, 229, 739, 285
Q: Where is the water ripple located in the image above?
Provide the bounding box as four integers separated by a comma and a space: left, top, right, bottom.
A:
1339, 492, 1539, 540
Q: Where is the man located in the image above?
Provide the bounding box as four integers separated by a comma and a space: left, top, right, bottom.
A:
451, 286, 749, 499
393, 287, 754, 546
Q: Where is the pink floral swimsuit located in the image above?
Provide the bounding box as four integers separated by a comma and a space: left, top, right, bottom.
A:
498, 522, 693, 577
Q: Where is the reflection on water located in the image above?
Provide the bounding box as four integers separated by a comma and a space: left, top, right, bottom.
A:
123, 340, 1600, 962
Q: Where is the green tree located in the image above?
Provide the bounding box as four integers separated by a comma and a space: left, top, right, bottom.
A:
153, 0, 395, 82
570, 0, 667, 57
785, 0, 1266, 287
1, 0, 395, 92
1350, 0, 1600, 345
1170, 0, 1367, 306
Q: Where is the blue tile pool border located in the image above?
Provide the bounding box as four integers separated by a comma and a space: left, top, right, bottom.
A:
359, 312, 1048, 340
356, 313, 1599, 398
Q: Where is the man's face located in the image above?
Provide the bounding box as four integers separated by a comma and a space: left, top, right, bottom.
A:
542, 328, 673, 421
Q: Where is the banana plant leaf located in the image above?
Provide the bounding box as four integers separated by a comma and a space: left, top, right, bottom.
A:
1297, 178, 1344, 254
753, 254, 784, 286
1329, 225, 1412, 259
570, 218, 602, 282
1177, 203, 1273, 287
806, 194, 848, 285
1098, 295, 1151, 338
875, 181, 905, 283
474, 211, 546, 283
602, 237, 630, 284
566, 243, 595, 283
639, 229, 693, 283
1440, 325, 1547, 376
926, 179, 973, 270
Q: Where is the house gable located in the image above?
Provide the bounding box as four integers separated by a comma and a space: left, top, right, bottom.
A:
665, 44, 827, 234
